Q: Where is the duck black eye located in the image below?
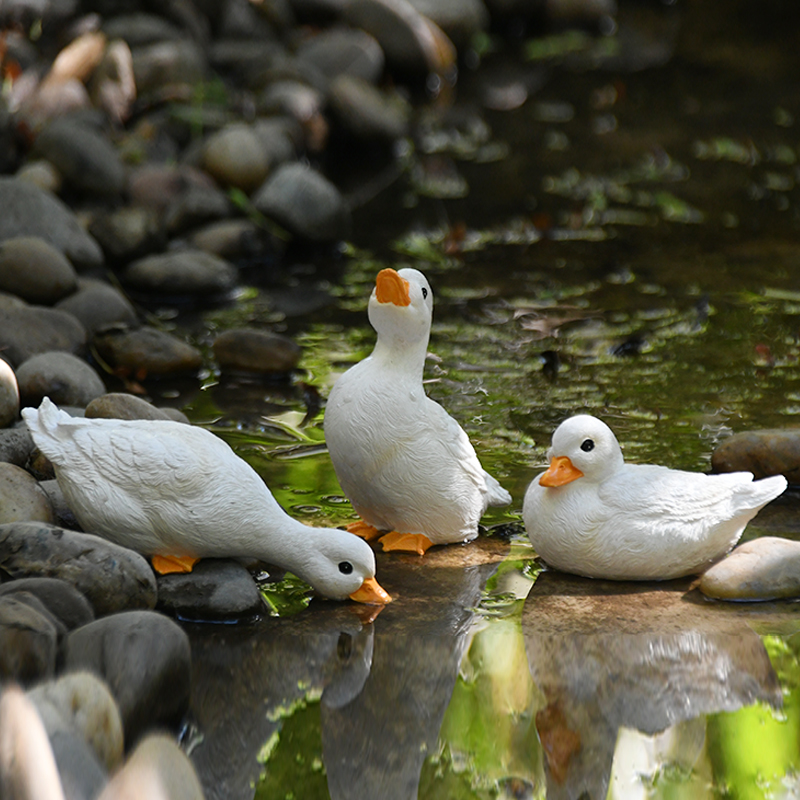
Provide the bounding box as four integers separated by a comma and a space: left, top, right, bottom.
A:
580, 438, 595, 452
421, 287, 428, 299
338, 561, 353, 574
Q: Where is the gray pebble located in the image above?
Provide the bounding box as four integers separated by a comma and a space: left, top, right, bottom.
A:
189, 218, 274, 261
164, 182, 234, 234
0, 595, 58, 683
122, 249, 238, 297
88, 206, 165, 263
64, 611, 191, 744
34, 117, 126, 197
92, 325, 204, 377
55, 280, 139, 336
0, 177, 103, 269
86, 392, 175, 421
329, 74, 410, 140
132, 39, 207, 96
0, 577, 94, 631
16, 351, 106, 408
296, 26, 385, 85
253, 161, 350, 242
157, 559, 264, 620
0, 303, 87, 367
202, 122, 271, 192
39, 480, 83, 530
0, 462, 54, 524
0, 425, 35, 466
0, 236, 78, 304
700, 536, 800, 601
0, 522, 157, 616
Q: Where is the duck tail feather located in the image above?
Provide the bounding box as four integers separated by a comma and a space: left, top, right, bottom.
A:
21, 397, 75, 444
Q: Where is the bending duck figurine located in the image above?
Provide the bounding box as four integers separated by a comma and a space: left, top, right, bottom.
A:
324, 267, 512, 555
523, 414, 787, 580
22, 398, 390, 604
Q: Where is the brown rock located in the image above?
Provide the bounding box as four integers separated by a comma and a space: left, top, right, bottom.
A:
85, 393, 175, 421
711, 429, 800, 483
213, 328, 301, 374
93, 326, 203, 377
0, 463, 54, 524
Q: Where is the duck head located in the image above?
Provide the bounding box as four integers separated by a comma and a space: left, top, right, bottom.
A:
368, 268, 433, 349
539, 414, 625, 487
297, 528, 391, 604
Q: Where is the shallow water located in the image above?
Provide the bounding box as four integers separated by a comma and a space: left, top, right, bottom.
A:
155, 2, 800, 797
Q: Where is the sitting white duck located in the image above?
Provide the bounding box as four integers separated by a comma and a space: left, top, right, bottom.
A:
22, 398, 390, 604
324, 267, 512, 555
523, 414, 787, 580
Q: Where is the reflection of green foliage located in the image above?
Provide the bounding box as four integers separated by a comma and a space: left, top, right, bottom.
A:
255, 700, 329, 800
259, 573, 316, 617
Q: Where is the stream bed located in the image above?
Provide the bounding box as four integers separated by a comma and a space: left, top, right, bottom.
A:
153, 2, 800, 798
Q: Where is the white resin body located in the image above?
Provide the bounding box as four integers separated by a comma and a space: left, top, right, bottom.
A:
523, 415, 788, 580
324, 268, 511, 545
23, 398, 378, 599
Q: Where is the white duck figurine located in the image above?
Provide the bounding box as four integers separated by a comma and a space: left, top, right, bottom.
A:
523, 414, 787, 580
324, 267, 512, 555
22, 398, 390, 604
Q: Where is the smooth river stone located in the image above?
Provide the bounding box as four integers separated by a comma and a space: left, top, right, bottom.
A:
699, 536, 800, 601
0, 522, 157, 616
15, 350, 106, 408
0, 462, 54, 524
711, 429, 800, 483
0, 594, 58, 682
0, 358, 19, 427
85, 392, 175, 421
0, 577, 94, 630
0, 236, 78, 304
92, 325, 203, 377
212, 328, 301, 373
64, 611, 191, 744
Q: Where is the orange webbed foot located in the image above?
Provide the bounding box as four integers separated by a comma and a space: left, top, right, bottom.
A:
346, 520, 383, 541
152, 554, 200, 575
379, 532, 435, 555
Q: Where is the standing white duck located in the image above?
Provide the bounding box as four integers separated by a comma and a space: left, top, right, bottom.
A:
523, 414, 787, 580
324, 267, 512, 555
22, 398, 391, 604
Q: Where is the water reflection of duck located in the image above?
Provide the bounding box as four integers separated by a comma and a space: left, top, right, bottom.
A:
522, 573, 783, 800
22, 397, 390, 603
324, 267, 512, 555
523, 415, 787, 580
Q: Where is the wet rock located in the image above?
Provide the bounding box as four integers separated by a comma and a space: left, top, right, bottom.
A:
39, 481, 83, 531
0, 522, 158, 616
64, 611, 192, 744
0, 463, 54, 524
189, 218, 274, 261
406, 0, 489, 48
252, 117, 302, 167
712, 429, 800, 484
0, 595, 58, 682
202, 122, 271, 192
132, 39, 207, 95
15, 159, 63, 194
213, 328, 302, 374
15, 351, 106, 408
0, 686, 67, 800
122, 249, 238, 298
92, 325, 203, 378
0, 578, 94, 631
253, 162, 350, 242
164, 183, 234, 234
157, 559, 264, 620
55, 280, 139, 336
0, 359, 19, 427
345, 0, 455, 76
28, 671, 124, 772
88, 206, 166, 263
257, 80, 328, 151
296, 27, 385, 85
86, 392, 175, 421
328, 74, 410, 140
34, 117, 127, 197
699, 536, 800, 601
96, 733, 205, 800
0, 426, 34, 466
0, 237, 78, 305
0, 178, 104, 269
0, 303, 87, 367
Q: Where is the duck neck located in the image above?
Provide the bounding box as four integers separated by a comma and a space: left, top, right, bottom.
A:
371, 333, 428, 383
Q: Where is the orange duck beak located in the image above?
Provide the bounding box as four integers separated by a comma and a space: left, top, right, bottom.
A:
539, 456, 584, 487
349, 577, 392, 604
375, 269, 410, 307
